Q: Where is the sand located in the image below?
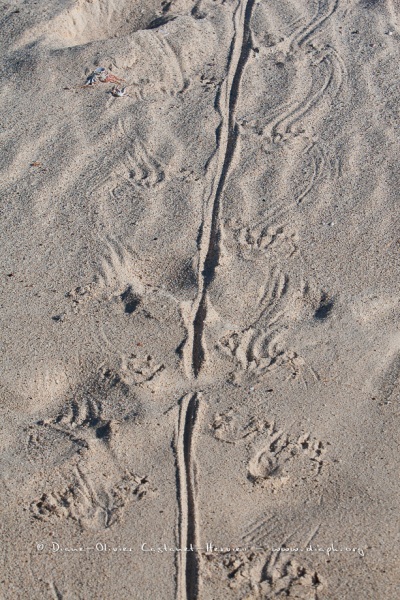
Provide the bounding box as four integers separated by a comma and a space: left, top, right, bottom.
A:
0, 0, 399, 598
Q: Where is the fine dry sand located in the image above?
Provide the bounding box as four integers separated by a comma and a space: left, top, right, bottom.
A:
1, 0, 399, 598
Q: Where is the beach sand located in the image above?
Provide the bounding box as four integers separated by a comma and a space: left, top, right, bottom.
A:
0, 0, 399, 598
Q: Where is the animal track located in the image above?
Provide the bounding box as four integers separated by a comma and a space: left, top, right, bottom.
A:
217, 267, 289, 380
174, 393, 204, 600
204, 547, 324, 599
183, 0, 259, 378
263, 0, 345, 142
290, 0, 339, 51
53, 394, 114, 442
297, 434, 326, 475
42, 365, 136, 445
117, 354, 165, 385
295, 140, 340, 205
117, 285, 155, 320
120, 285, 142, 314
210, 414, 327, 482
237, 224, 298, 258
30, 360, 155, 462
314, 292, 334, 320
111, 117, 168, 189
66, 282, 97, 308
27, 421, 89, 461
85, 139, 165, 205
245, 421, 299, 487
219, 327, 318, 387
96, 235, 182, 309
97, 236, 144, 297
28, 363, 155, 531
217, 271, 321, 386
247, 427, 327, 486
30, 467, 152, 530
269, 50, 342, 142
247, 426, 293, 484
125, 140, 166, 189
241, 515, 284, 548
211, 411, 271, 444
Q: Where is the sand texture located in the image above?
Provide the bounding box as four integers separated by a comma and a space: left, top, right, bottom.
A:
1, 0, 399, 598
